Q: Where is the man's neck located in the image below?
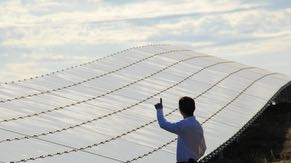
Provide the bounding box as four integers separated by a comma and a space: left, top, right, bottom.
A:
183, 115, 193, 119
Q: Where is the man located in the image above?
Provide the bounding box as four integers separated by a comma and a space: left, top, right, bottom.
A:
155, 97, 206, 163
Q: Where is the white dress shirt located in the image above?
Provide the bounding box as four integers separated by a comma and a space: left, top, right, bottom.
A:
156, 109, 206, 162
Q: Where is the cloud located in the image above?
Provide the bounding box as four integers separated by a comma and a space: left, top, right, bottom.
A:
1, 0, 289, 50
200, 35, 291, 56
146, 7, 291, 54
0, 0, 260, 27
0, 62, 45, 82
0, 0, 290, 81
0, 53, 93, 82
0, 1, 262, 47
1, 22, 158, 47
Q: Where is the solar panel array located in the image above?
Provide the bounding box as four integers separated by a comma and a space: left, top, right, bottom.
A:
0, 45, 290, 163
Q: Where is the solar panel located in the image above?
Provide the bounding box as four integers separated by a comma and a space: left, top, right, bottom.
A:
0, 45, 290, 163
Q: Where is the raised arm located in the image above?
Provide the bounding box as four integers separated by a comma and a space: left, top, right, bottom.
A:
155, 98, 181, 134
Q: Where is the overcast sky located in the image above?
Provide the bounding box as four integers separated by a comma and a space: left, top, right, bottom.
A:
0, 0, 290, 82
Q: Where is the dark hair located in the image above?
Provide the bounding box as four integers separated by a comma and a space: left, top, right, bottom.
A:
179, 96, 195, 116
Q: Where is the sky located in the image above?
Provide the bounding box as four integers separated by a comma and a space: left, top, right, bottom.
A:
0, 0, 290, 82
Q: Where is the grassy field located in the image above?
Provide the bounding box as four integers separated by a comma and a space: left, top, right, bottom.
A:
206, 102, 291, 163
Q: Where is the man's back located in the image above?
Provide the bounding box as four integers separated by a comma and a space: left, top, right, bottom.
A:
156, 109, 206, 162
155, 97, 206, 163
175, 117, 206, 161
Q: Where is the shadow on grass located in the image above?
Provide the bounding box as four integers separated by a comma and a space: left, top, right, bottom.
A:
206, 102, 291, 163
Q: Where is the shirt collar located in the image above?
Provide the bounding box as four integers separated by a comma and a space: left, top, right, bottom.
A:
184, 115, 195, 120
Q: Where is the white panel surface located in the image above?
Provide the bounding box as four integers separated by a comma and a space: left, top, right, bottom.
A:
0, 45, 290, 163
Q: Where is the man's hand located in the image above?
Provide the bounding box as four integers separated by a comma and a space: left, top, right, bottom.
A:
154, 98, 163, 110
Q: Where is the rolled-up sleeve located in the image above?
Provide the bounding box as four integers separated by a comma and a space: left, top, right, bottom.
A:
156, 109, 181, 135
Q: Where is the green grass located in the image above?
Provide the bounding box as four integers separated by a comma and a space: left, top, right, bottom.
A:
206, 102, 291, 163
